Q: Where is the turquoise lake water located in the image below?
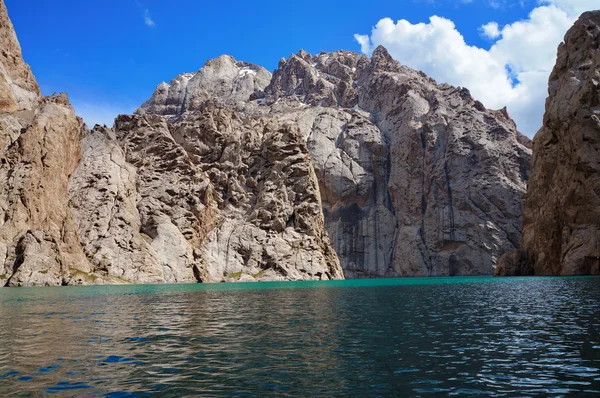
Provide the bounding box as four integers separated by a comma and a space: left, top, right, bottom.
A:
0, 276, 599, 396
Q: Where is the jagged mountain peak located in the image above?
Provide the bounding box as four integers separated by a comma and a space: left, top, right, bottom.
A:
136, 54, 271, 117
132, 45, 532, 278
1, 0, 535, 284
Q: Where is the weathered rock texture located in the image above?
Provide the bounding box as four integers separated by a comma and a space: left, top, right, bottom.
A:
0, 2, 99, 286
357, 48, 531, 276
0, 0, 342, 285
67, 111, 343, 283
1, 0, 535, 285
137, 56, 271, 117
0, 13, 91, 287
0, 1, 40, 112
496, 11, 600, 276
139, 47, 531, 277
268, 49, 531, 276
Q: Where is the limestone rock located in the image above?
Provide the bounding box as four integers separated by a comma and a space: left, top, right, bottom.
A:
137, 55, 271, 117
0, 1, 40, 112
264, 50, 368, 108
112, 114, 219, 282
273, 106, 397, 277
169, 108, 343, 281
258, 47, 531, 276
69, 126, 167, 284
0, 0, 534, 284
0, 96, 91, 286
65, 110, 343, 283
0, 1, 90, 286
497, 11, 600, 276
136, 47, 531, 278
356, 46, 531, 276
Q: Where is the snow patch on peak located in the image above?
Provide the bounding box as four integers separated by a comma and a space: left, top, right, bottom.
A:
239, 67, 257, 77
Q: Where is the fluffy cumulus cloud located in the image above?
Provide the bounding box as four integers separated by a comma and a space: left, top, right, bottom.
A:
354, 0, 598, 136
480, 22, 500, 38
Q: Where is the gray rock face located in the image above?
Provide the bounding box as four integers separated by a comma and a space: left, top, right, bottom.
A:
496, 11, 600, 277
272, 106, 397, 277
169, 108, 342, 281
132, 47, 532, 278
265, 50, 368, 108
0, 0, 534, 284
0, 1, 40, 112
358, 47, 531, 276
258, 48, 531, 276
137, 55, 271, 117
69, 124, 192, 284
67, 110, 343, 283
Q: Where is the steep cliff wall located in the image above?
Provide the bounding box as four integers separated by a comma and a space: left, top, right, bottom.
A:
141, 48, 531, 277
0, 0, 92, 286
67, 111, 343, 283
0, 0, 535, 284
0, 0, 39, 112
496, 11, 600, 276
0, 0, 341, 285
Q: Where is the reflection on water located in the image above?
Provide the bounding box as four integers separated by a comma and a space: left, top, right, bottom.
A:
0, 277, 599, 396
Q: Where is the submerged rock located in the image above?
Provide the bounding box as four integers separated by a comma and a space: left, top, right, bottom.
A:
496, 11, 600, 276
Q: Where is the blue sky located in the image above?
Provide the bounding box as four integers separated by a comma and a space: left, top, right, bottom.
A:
5, 0, 595, 134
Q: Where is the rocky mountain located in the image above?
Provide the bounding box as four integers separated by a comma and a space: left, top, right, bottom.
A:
0, 0, 533, 285
0, 1, 92, 286
136, 55, 271, 117
138, 46, 531, 278
67, 112, 342, 284
496, 11, 600, 276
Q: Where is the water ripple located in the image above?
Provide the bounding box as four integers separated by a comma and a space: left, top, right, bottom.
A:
0, 277, 598, 396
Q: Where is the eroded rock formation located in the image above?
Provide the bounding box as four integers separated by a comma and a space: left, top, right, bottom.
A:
496, 11, 600, 276
140, 47, 531, 277
0, 2, 92, 285
1, 0, 535, 285
67, 110, 343, 283
137, 55, 271, 117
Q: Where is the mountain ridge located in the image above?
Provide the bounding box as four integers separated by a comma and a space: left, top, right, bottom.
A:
1, 0, 535, 285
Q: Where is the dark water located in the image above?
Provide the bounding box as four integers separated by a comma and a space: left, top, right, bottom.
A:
0, 277, 599, 397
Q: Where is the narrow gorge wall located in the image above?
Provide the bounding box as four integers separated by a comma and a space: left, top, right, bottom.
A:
0, 1, 92, 286
497, 11, 600, 276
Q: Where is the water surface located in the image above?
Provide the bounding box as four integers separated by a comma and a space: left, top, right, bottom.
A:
0, 276, 599, 396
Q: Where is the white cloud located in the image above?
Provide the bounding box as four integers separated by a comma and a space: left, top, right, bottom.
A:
71, 100, 135, 128
143, 9, 155, 27
546, 0, 597, 15
480, 21, 500, 38
135, 1, 155, 28
354, 0, 598, 136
